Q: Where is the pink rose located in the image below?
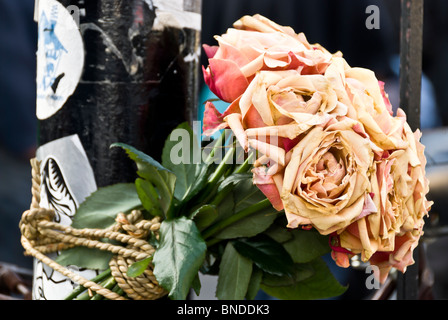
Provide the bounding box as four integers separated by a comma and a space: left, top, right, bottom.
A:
202, 14, 335, 103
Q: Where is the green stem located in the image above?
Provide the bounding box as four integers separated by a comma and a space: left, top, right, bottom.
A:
233, 151, 255, 174
207, 145, 235, 185
195, 143, 236, 206
64, 269, 112, 300
112, 284, 124, 297
204, 130, 227, 165
90, 276, 117, 300
208, 152, 255, 208
202, 198, 272, 241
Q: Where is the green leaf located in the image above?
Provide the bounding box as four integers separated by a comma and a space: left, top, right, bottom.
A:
161, 122, 204, 202
214, 209, 278, 240
217, 173, 252, 192
216, 242, 253, 300
214, 177, 271, 225
261, 263, 315, 287
282, 229, 330, 263
233, 178, 267, 212
232, 235, 294, 277
191, 273, 201, 296
127, 256, 153, 278
190, 205, 218, 231
152, 217, 207, 300
245, 267, 263, 300
111, 143, 176, 215
260, 257, 347, 300
71, 183, 142, 229
135, 178, 164, 217
55, 247, 113, 270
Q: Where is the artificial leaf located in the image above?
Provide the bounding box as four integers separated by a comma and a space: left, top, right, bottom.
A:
127, 256, 153, 278
71, 183, 141, 229
152, 217, 207, 300
232, 234, 294, 277
216, 242, 253, 300
190, 205, 218, 231
55, 247, 113, 270
260, 257, 347, 300
111, 143, 175, 214
135, 178, 164, 217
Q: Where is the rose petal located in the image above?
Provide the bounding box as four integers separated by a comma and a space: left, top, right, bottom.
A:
203, 59, 249, 102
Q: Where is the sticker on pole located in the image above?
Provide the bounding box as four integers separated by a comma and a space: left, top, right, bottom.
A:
36, 0, 84, 120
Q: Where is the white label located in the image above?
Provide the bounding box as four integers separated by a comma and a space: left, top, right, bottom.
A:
149, 0, 202, 31
33, 135, 98, 300
36, 0, 84, 120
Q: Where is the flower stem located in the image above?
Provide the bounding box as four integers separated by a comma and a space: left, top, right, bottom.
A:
204, 130, 227, 165
207, 145, 235, 185
233, 151, 254, 174
64, 269, 112, 300
90, 276, 117, 300
202, 198, 272, 241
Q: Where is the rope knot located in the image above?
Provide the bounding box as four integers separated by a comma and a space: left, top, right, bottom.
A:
20, 207, 55, 241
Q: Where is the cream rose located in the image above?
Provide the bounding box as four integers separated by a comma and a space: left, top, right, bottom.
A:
276, 118, 375, 235
325, 57, 408, 151
334, 117, 432, 282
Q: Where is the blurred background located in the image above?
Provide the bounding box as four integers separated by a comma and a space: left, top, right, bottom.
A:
1, 0, 447, 299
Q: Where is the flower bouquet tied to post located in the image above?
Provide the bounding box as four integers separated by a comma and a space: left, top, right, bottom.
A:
20, 14, 432, 301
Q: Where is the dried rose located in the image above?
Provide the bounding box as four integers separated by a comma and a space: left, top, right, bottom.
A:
336, 119, 432, 282
202, 14, 335, 103
275, 118, 375, 235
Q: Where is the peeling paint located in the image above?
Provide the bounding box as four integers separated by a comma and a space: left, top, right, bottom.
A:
80, 22, 140, 76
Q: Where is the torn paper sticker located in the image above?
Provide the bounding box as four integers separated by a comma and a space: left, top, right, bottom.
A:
149, 0, 202, 31
36, 0, 84, 120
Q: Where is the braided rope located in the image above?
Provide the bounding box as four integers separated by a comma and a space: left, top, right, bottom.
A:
19, 158, 167, 300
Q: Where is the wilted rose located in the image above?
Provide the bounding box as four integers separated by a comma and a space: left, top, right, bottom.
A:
204, 69, 347, 156
256, 118, 376, 235
335, 119, 432, 282
201, 15, 433, 284
202, 14, 335, 103
326, 58, 408, 151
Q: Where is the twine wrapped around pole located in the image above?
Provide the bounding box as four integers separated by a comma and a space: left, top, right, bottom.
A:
19, 158, 167, 300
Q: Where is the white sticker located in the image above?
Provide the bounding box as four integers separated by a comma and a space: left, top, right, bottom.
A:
150, 0, 202, 31
36, 0, 84, 120
33, 135, 98, 300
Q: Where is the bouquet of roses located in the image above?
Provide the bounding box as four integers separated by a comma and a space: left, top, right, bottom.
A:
202, 14, 432, 284
28, 14, 431, 301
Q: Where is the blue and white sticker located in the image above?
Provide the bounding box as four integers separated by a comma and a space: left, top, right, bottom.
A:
36, 0, 84, 120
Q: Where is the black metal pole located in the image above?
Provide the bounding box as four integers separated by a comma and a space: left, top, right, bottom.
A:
33, 0, 202, 299
397, 0, 424, 300
38, 0, 202, 187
